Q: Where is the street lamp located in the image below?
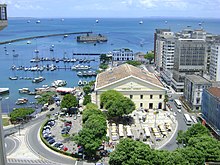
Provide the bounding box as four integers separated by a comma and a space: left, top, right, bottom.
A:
0, 97, 7, 165
153, 109, 159, 127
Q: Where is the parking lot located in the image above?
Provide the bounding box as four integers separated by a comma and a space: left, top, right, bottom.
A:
42, 111, 83, 154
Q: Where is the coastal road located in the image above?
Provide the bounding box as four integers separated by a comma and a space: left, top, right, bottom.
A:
5, 136, 20, 156
26, 116, 76, 165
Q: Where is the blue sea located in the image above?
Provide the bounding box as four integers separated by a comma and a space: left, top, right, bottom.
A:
1, 17, 220, 113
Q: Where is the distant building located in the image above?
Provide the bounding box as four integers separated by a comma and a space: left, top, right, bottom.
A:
0, 4, 7, 31
184, 75, 211, 111
201, 87, 220, 136
210, 44, 220, 81
109, 48, 134, 62
94, 63, 166, 110
171, 38, 206, 92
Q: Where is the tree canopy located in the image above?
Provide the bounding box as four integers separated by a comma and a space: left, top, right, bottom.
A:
10, 108, 35, 122
74, 106, 107, 158
37, 91, 56, 105
100, 90, 135, 118
83, 86, 92, 95
61, 94, 78, 109
126, 60, 142, 67
109, 124, 220, 165
83, 94, 91, 105
144, 52, 154, 63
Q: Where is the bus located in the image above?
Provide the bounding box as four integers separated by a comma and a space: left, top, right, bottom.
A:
184, 114, 193, 125
174, 99, 182, 109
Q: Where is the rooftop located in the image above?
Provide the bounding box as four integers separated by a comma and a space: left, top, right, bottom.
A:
95, 63, 163, 89
208, 87, 220, 98
186, 75, 211, 84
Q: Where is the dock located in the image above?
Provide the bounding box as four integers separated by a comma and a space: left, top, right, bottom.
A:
0, 31, 92, 45
0, 88, 9, 95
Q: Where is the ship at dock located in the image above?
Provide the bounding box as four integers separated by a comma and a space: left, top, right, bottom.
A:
76, 33, 107, 43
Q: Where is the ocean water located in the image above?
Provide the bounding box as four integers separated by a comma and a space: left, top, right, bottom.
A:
1, 17, 220, 113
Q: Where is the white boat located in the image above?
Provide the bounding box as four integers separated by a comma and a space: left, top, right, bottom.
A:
64, 34, 68, 38
139, 20, 143, 24
27, 40, 31, 44
27, 20, 31, 23
32, 77, 45, 83
96, 19, 99, 23
71, 64, 91, 70
36, 20, 41, 24
16, 98, 28, 105
19, 88, 30, 94
78, 80, 83, 86
51, 80, 67, 87
9, 76, 18, 80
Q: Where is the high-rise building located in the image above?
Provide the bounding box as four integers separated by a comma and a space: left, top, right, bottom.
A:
184, 75, 211, 111
210, 44, 220, 81
0, 4, 7, 31
0, 4, 7, 165
154, 29, 173, 70
201, 87, 220, 136
171, 38, 206, 92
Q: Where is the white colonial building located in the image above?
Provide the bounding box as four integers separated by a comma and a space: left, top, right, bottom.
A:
109, 48, 134, 62
94, 64, 167, 110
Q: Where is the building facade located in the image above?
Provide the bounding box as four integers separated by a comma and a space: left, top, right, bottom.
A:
109, 48, 134, 62
0, 4, 7, 31
201, 87, 220, 136
154, 29, 173, 70
94, 64, 167, 110
0, 4, 7, 165
184, 75, 211, 111
210, 44, 220, 81
171, 38, 206, 92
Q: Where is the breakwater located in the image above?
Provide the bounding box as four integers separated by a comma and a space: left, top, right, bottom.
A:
0, 31, 92, 45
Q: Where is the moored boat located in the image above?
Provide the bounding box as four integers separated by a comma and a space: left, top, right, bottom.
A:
16, 98, 28, 105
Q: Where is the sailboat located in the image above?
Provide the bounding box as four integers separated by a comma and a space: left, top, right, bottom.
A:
139, 20, 143, 24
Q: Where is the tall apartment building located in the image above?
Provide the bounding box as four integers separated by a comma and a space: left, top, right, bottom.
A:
171, 38, 206, 92
201, 87, 220, 136
154, 29, 173, 70
110, 48, 134, 62
184, 75, 211, 111
210, 44, 220, 81
0, 4, 7, 31
0, 4, 7, 165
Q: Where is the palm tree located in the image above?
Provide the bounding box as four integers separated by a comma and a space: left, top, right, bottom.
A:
164, 94, 169, 110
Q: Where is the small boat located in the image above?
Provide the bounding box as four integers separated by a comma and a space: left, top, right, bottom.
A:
18, 88, 30, 94
139, 20, 143, 24
96, 19, 99, 23
36, 20, 41, 24
77, 71, 83, 76
64, 34, 68, 38
61, 18, 64, 21
28, 91, 37, 95
16, 98, 28, 105
27, 20, 31, 23
32, 77, 45, 83
13, 54, 19, 57
27, 40, 31, 44
9, 76, 18, 80
83, 81, 88, 86
51, 80, 67, 87
78, 80, 83, 86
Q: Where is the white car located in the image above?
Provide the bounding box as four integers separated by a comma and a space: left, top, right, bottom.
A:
177, 109, 181, 113
173, 112, 177, 116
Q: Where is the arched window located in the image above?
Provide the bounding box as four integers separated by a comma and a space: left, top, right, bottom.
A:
158, 102, 162, 109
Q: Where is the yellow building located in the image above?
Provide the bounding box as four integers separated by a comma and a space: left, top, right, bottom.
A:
94, 64, 167, 110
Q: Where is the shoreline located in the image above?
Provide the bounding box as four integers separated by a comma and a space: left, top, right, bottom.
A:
0, 31, 92, 45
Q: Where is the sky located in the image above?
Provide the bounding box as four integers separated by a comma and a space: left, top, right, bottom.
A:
1, 0, 220, 18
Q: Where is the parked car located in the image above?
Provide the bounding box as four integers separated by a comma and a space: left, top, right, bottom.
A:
50, 107, 55, 111
48, 138, 55, 144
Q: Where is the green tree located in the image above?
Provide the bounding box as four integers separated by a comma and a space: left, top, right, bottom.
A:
109, 138, 156, 165
100, 90, 123, 108
83, 95, 91, 105
85, 103, 98, 110
82, 108, 105, 123
126, 60, 141, 67
99, 63, 108, 70
177, 123, 210, 145
10, 108, 35, 122
144, 52, 154, 63
37, 91, 56, 105
61, 94, 78, 109
83, 86, 91, 95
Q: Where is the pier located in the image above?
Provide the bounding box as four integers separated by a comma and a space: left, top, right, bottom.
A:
0, 31, 92, 45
